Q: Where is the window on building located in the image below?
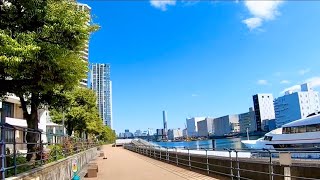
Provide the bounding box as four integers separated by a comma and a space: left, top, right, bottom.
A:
5, 129, 14, 143
1, 102, 14, 120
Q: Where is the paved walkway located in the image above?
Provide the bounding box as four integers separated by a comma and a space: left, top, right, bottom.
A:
85, 145, 219, 180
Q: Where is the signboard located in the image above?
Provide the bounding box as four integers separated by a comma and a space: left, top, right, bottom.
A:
72, 159, 78, 173
279, 152, 292, 166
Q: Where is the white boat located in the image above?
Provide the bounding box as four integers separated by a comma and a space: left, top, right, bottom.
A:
242, 113, 320, 150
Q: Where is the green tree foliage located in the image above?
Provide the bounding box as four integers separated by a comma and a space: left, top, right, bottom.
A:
0, 0, 98, 160
50, 87, 103, 137
50, 87, 116, 143
100, 126, 116, 143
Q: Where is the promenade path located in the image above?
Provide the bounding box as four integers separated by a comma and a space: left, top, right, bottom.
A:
86, 145, 221, 180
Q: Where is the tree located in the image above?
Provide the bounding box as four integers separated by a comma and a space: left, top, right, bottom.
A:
0, 0, 98, 160
100, 126, 116, 143
50, 87, 103, 137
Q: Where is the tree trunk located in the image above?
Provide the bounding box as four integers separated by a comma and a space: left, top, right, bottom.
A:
26, 107, 39, 161
20, 94, 40, 161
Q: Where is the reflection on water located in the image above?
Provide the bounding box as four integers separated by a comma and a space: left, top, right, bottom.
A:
154, 136, 261, 150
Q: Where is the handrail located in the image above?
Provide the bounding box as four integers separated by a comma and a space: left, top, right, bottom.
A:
0, 124, 99, 178
123, 143, 320, 180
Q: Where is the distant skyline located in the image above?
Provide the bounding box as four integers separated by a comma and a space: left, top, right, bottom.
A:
80, 0, 320, 133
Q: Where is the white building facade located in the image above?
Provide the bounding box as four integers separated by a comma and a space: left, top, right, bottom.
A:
252, 94, 275, 131
186, 117, 205, 137
0, 95, 48, 151
239, 107, 256, 133
213, 115, 239, 136
274, 83, 320, 127
77, 3, 91, 87
167, 129, 183, 140
197, 118, 214, 137
91, 63, 113, 128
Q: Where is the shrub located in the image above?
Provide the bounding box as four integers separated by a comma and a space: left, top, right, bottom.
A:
6, 154, 32, 177
48, 145, 64, 163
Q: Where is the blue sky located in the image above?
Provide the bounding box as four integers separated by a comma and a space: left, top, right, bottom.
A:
80, 0, 320, 133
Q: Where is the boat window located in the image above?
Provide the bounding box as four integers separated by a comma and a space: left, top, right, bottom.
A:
283, 123, 320, 134
298, 126, 306, 133
306, 124, 317, 132
264, 136, 272, 141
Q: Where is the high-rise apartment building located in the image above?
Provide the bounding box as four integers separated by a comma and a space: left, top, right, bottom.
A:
252, 94, 275, 131
91, 63, 112, 128
274, 83, 320, 127
78, 3, 91, 87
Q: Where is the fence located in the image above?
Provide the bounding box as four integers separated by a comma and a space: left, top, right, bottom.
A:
0, 123, 98, 179
124, 144, 320, 180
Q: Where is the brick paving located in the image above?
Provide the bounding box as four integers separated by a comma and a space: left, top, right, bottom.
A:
85, 145, 219, 180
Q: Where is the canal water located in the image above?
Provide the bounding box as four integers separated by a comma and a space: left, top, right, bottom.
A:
154, 136, 261, 150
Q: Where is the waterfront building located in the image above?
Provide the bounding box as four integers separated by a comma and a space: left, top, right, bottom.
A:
134, 130, 142, 137
91, 63, 113, 128
239, 107, 256, 133
186, 117, 205, 137
197, 118, 214, 137
252, 93, 275, 131
182, 128, 188, 138
156, 128, 165, 141
123, 129, 133, 138
213, 114, 239, 136
167, 129, 183, 140
77, 3, 91, 88
274, 83, 320, 127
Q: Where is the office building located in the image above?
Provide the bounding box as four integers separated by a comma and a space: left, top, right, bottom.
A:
134, 130, 142, 137
91, 63, 112, 128
162, 110, 168, 138
197, 118, 214, 137
182, 128, 188, 138
252, 94, 275, 131
213, 114, 239, 136
167, 129, 183, 140
77, 3, 91, 87
274, 83, 320, 127
239, 107, 256, 133
186, 117, 205, 137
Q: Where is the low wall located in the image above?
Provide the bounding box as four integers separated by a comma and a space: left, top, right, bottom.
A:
127, 146, 320, 180
7, 147, 98, 180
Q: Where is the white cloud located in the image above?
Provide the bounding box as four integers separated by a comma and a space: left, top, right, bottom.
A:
150, 0, 176, 11
243, 0, 283, 30
191, 94, 199, 97
281, 76, 320, 94
242, 17, 262, 30
257, 79, 268, 85
281, 85, 301, 94
306, 77, 320, 88
298, 68, 311, 75
280, 80, 290, 84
